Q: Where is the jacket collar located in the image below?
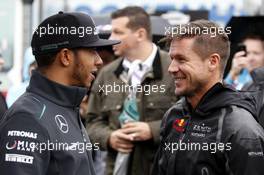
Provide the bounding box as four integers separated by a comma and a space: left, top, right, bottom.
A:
27, 70, 87, 108
114, 48, 162, 80
181, 83, 230, 115
181, 83, 257, 119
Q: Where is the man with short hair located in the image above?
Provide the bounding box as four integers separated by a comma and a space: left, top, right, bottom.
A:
0, 12, 119, 175
86, 6, 176, 175
238, 36, 264, 128
225, 35, 264, 90
152, 19, 264, 175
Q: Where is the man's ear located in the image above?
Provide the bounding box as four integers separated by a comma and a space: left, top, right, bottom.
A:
208, 53, 220, 72
136, 28, 147, 41
58, 48, 72, 67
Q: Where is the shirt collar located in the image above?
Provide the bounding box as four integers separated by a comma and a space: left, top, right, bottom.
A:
142, 43, 157, 69
122, 43, 157, 70
114, 46, 163, 80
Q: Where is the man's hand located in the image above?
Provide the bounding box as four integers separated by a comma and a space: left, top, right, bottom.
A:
230, 51, 248, 80
109, 129, 134, 153
122, 122, 153, 141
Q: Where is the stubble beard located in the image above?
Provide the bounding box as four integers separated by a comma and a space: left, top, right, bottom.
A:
176, 79, 205, 98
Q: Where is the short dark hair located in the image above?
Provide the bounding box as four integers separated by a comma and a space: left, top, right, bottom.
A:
111, 6, 151, 40
35, 51, 58, 68
164, 19, 230, 77
241, 34, 264, 48
35, 48, 83, 68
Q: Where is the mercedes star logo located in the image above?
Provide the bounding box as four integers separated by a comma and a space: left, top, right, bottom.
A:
55, 115, 69, 133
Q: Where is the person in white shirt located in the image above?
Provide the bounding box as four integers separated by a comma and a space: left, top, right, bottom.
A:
86, 6, 177, 175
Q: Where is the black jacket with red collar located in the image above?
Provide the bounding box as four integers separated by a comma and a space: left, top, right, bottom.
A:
153, 83, 264, 175
0, 70, 96, 175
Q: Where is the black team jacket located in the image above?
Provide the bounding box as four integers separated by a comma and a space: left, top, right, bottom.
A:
0, 70, 96, 175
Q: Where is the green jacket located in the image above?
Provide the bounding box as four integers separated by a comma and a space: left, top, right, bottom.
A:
86, 49, 177, 175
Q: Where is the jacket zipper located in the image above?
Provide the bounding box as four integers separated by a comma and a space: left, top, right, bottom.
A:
179, 115, 191, 142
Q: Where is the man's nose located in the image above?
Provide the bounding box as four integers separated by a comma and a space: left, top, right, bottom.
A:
109, 32, 117, 41
95, 54, 103, 67
168, 60, 179, 74
109, 33, 114, 40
